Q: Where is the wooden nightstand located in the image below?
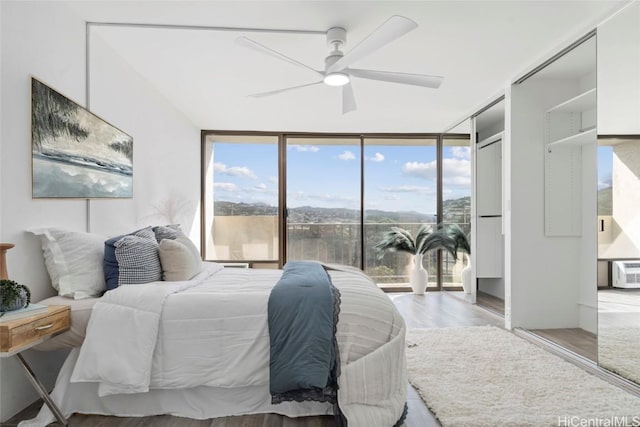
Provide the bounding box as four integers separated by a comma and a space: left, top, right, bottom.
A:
0, 305, 70, 426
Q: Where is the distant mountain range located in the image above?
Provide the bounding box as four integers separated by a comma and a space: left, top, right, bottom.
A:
598, 186, 612, 215
214, 196, 471, 224
215, 189, 610, 223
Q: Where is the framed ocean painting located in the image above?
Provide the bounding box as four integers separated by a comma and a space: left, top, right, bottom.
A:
31, 77, 133, 198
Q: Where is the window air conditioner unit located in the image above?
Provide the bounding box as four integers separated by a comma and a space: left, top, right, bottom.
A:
612, 261, 640, 289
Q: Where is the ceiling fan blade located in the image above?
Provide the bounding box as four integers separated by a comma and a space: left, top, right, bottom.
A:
327, 15, 418, 73
236, 36, 323, 77
342, 82, 356, 114
348, 68, 443, 88
248, 81, 323, 98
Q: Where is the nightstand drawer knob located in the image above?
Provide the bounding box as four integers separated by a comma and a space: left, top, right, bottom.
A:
34, 323, 53, 331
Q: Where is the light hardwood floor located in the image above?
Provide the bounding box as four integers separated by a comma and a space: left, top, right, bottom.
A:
529, 328, 597, 361
6, 292, 503, 427
471, 291, 598, 362
476, 291, 505, 317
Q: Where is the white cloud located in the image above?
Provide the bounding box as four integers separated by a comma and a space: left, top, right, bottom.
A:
378, 185, 435, 194
442, 158, 471, 186
402, 158, 470, 187
402, 160, 437, 180
367, 152, 385, 162
598, 175, 612, 190
450, 146, 470, 160
288, 190, 357, 204
255, 183, 267, 190
213, 182, 238, 191
213, 162, 257, 179
289, 145, 320, 152
268, 176, 278, 183
338, 150, 356, 161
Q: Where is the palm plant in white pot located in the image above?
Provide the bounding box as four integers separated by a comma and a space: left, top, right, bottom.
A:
443, 224, 472, 293
374, 224, 461, 294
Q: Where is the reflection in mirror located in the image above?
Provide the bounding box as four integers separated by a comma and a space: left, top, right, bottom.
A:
443, 118, 474, 302
474, 99, 505, 315
597, 136, 640, 384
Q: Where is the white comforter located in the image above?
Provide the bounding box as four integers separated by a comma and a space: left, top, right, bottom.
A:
71, 263, 223, 395
24, 263, 407, 427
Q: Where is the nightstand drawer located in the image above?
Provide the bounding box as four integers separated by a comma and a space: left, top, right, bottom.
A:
0, 306, 70, 353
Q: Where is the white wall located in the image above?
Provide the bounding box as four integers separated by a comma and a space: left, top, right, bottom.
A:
479, 278, 504, 299
610, 141, 640, 256
0, 2, 200, 421
597, 1, 640, 135
88, 32, 201, 241
478, 120, 505, 142
1, 2, 87, 421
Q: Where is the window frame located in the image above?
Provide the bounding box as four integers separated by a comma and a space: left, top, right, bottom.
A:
201, 130, 470, 289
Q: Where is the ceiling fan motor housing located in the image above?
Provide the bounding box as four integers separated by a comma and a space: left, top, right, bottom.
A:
326, 27, 347, 47
324, 27, 346, 72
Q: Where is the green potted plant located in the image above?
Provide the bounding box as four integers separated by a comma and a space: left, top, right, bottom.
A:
0, 279, 31, 314
374, 224, 461, 294
443, 224, 472, 293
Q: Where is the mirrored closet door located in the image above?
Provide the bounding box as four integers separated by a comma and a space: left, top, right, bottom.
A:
509, 34, 598, 360
596, 1, 640, 385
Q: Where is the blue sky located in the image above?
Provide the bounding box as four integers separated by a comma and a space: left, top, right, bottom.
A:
212, 142, 471, 214
212, 142, 613, 213
598, 146, 613, 189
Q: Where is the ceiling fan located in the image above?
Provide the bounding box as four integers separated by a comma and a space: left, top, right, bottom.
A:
236, 15, 443, 114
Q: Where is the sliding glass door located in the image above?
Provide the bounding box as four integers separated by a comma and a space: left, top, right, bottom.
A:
363, 137, 439, 289
285, 136, 361, 267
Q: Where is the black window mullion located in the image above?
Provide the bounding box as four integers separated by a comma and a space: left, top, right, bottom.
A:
436, 134, 443, 290
360, 134, 365, 271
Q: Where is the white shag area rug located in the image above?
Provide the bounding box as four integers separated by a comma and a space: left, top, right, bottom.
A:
598, 326, 640, 385
406, 326, 640, 427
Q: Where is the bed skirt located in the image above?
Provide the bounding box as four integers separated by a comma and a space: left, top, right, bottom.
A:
19, 348, 334, 426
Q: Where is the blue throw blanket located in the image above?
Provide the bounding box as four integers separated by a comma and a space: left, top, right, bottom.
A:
268, 261, 340, 405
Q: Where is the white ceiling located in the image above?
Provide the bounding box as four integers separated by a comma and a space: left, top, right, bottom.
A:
66, 1, 627, 133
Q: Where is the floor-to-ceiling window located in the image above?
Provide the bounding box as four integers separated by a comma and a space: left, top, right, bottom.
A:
285, 136, 362, 267
202, 131, 470, 289
202, 133, 280, 267
363, 136, 438, 289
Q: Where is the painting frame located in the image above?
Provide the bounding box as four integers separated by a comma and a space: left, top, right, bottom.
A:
31, 76, 133, 199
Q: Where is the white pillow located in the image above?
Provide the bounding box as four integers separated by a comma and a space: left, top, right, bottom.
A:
30, 228, 106, 299
158, 236, 203, 281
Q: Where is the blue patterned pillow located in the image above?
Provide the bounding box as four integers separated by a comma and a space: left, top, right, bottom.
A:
104, 227, 162, 290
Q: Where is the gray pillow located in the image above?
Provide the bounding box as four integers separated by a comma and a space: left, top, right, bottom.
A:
153, 224, 184, 242
158, 237, 203, 281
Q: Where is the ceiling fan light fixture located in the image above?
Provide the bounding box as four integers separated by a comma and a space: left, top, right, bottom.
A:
323, 72, 350, 86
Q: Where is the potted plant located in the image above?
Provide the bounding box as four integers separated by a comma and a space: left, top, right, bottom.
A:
443, 224, 472, 293
374, 224, 461, 294
0, 279, 31, 314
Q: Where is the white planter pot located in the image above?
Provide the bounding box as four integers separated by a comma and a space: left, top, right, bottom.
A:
410, 253, 428, 295
461, 254, 472, 294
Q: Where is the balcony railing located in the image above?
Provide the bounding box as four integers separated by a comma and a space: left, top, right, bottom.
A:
209, 216, 469, 288
287, 222, 469, 288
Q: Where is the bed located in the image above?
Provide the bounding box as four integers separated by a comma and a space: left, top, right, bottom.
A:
22, 262, 407, 427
